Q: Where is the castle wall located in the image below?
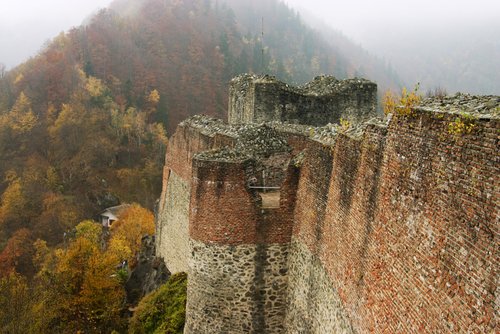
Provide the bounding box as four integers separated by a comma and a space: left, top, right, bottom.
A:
284, 135, 359, 333
228, 75, 377, 126
157, 79, 498, 333
155, 170, 190, 273
156, 123, 236, 273
287, 111, 498, 333
252, 82, 377, 126
228, 74, 256, 124
185, 158, 299, 334
285, 239, 355, 333
363, 112, 497, 333
186, 240, 289, 334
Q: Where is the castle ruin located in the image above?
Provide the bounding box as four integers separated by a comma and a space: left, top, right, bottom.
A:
156, 74, 499, 333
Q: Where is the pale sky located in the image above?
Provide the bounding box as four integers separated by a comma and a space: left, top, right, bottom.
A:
284, 0, 500, 44
0, 0, 113, 68
0, 0, 499, 69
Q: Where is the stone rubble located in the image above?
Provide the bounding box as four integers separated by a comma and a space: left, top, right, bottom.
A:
299, 75, 375, 96
419, 93, 500, 118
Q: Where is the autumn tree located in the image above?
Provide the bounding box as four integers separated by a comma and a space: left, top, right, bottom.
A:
0, 272, 37, 333
0, 175, 28, 230
33, 220, 126, 333
109, 203, 155, 266
0, 228, 34, 278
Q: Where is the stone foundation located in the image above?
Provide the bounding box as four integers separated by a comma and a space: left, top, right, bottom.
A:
185, 239, 290, 334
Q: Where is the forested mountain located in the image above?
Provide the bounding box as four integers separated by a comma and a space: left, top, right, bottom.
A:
0, 0, 399, 278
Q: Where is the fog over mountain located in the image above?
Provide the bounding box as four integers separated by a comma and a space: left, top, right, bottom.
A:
284, 0, 500, 94
1, 0, 499, 94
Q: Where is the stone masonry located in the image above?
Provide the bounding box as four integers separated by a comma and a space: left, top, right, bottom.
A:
156, 74, 499, 333
228, 74, 377, 126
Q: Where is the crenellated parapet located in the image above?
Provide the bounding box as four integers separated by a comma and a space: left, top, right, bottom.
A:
228, 74, 377, 126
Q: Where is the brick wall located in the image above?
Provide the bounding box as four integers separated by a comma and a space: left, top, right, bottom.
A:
157, 106, 498, 333
288, 111, 498, 333
364, 112, 497, 333
156, 121, 236, 272
190, 158, 298, 245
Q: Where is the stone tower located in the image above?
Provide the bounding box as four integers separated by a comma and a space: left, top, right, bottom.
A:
228, 74, 377, 126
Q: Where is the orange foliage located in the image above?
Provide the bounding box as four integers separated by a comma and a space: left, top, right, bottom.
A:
0, 229, 34, 278
109, 203, 154, 265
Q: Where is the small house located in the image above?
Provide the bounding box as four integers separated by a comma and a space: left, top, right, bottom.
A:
100, 204, 131, 227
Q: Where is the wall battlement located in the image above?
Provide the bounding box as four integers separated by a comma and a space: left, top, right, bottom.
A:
156, 75, 499, 333
228, 74, 378, 126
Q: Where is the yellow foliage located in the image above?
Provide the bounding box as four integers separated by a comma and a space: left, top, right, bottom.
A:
383, 84, 422, 116
50, 103, 72, 132
4, 170, 18, 183
108, 236, 132, 262
51, 232, 125, 330
147, 89, 160, 104
0, 272, 32, 332
46, 103, 57, 121
14, 73, 24, 85
79, 249, 124, 313
447, 113, 477, 136
0, 179, 26, 223
52, 32, 68, 49
75, 220, 102, 244
339, 118, 351, 132
8, 92, 37, 133
32, 239, 50, 271
85, 75, 105, 97
11, 92, 31, 114
110, 203, 154, 263
11, 110, 37, 133
383, 90, 397, 116
45, 166, 60, 191
150, 123, 168, 147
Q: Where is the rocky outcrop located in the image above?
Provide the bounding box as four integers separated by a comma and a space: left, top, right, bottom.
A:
126, 235, 170, 305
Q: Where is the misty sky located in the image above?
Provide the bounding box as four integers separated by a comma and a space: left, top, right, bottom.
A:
1, 0, 499, 70
284, 0, 500, 45
0, 0, 113, 68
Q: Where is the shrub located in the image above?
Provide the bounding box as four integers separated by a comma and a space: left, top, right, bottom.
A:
383, 84, 422, 116
447, 113, 477, 136
129, 272, 187, 334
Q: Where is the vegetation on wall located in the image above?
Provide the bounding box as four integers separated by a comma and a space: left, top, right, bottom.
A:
447, 113, 477, 136
383, 84, 422, 116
